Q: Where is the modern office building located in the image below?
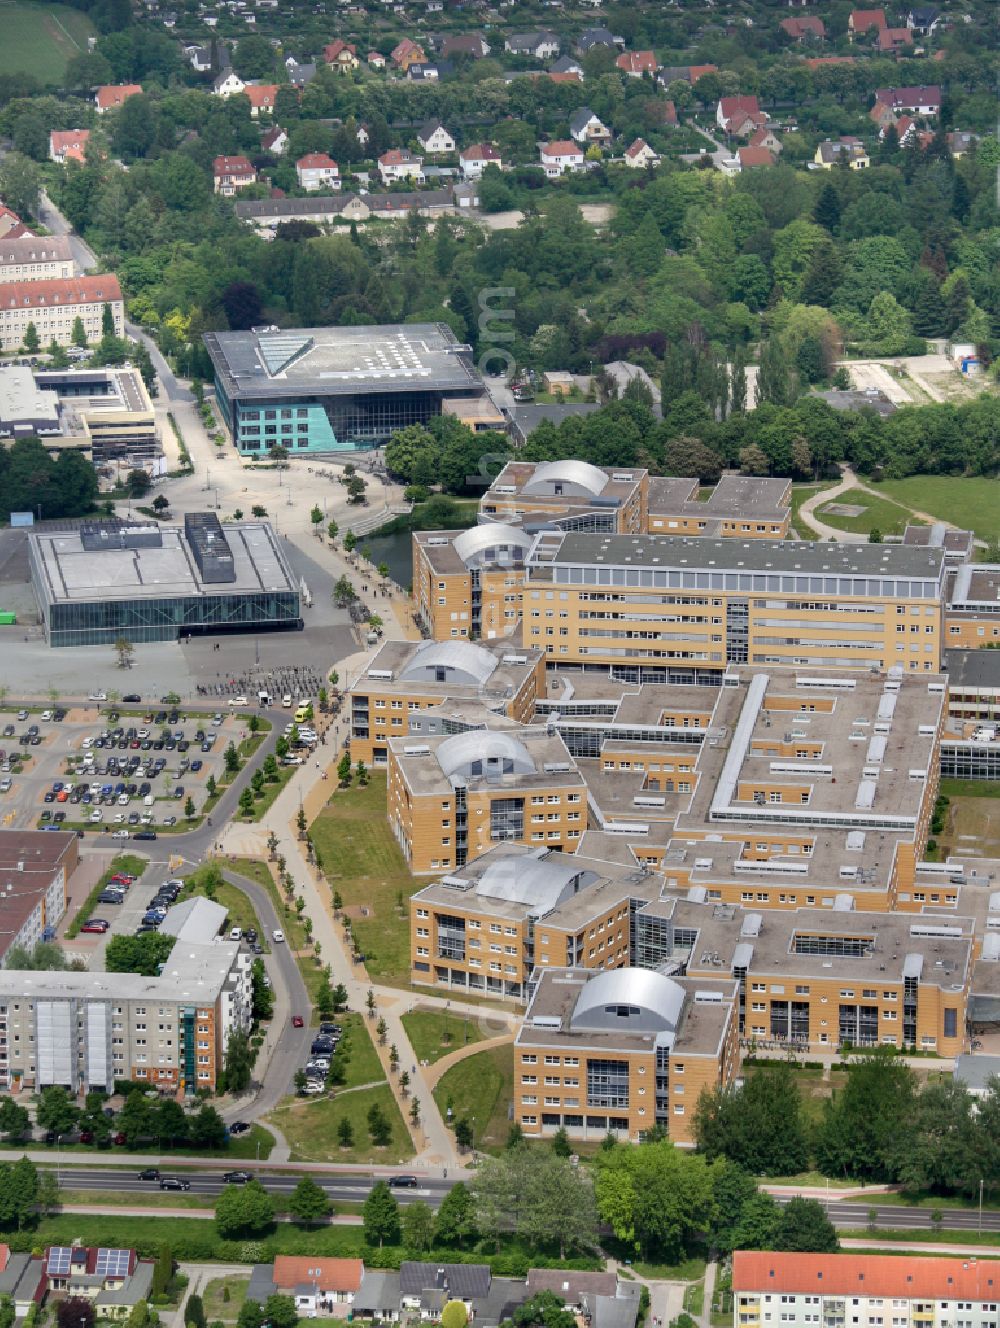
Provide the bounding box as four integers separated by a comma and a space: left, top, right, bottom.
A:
0, 366, 61, 439
641, 896, 972, 1056
513, 965, 740, 1144
29, 517, 301, 647
203, 323, 488, 455
645, 474, 791, 538
0, 366, 159, 463
0, 940, 252, 1092
524, 533, 946, 679
0, 274, 123, 351
904, 521, 974, 564
409, 844, 660, 999
388, 720, 585, 873
732, 1252, 1000, 1328
412, 524, 532, 641
479, 461, 648, 535
349, 638, 544, 767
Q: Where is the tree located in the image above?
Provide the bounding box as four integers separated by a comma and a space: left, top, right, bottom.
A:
106, 932, 176, 976
223, 1028, 253, 1092
756, 338, 791, 408
263, 1297, 298, 1328
0, 1098, 28, 1141
327, 519, 339, 544
225, 743, 240, 773
152, 494, 169, 515
473, 1149, 598, 1259
337, 1116, 354, 1148
815, 1052, 917, 1182
152, 1244, 173, 1299
184, 795, 196, 820
37, 1167, 60, 1218
215, 1179, 274, 1237
37, 1085, 78, 1138
368, 1100, 391, 1145
593, 1139, 717, 1260
435, 1180, 476, 1247
402, 1200, 436, 1252
57, 1300, 95, 1328
337, 752, 352, 785
506, 1293, 576, 1328
186, 1294, 206, 1328
239, 787, 255, 818
813, 181, 841, 232
363, 1181, 400, 1247
441, 1304, 468, 1328
115, 635, 135, 669
289, 1176, 331, 1226
694, 1065, 810, 1176
0, 1158, 38, 1229
310, 506, 324, 534
72, 317, 88, 348
222, 282, 262, 331
22, 322, 39, 354
343, 530, 357, 555
774, 1198, 839, 1253
0, 152, 40, 220
206, 774, 217, 798
455, 1118, 474, 1151
551, 1125, 572, 1157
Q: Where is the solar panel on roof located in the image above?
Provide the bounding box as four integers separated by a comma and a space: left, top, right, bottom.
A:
48, 1247, 73, 1275
95, 1249, 132, 1278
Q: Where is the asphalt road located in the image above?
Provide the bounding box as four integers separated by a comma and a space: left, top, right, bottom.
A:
52, 1166, 452, 1207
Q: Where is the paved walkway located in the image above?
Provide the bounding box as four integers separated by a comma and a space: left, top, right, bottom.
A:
423, 1031, 516, 1091
795, 465, 982, 547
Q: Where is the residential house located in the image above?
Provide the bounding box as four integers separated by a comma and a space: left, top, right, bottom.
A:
378, 148, 425, 185
569, 107, 611, 146
367, 50, 386, 69
615, 50, 657, 77
547, 70, 582, 84
440, 33, 490, 58
213, 69, 245, 96
95, 84, 142, 113
186, 44, 212, 71
779, 15, 825, 39
247, 1258, 364, 1315
576, 26, 623, 52
549, 54, 583, 74
406, 63, 442, 81
891, 115, 919, 144
49, 129, 90, 164
417, 120, 456, 153
244, 83, 279, 117
261, 125, 288, 155
214, 154, 257, 195
874, 83, 941, 114
539, 140, 585, 176
285, 58, 316, 87
869, 98, 898, 129
390, 38, 426, 69
947, 130, 978, 157
624, 138, 658, 168
296, 153, 340, 191
657, 63, 718, 86
504, 30, 559, 58
661, 100, 678, 125
879, 26, 914, 50
848, 7, 886, 37
737, 145, 775, 170
749, 126, 782, 153
813, 136, 870, 167
323, 39, 359, 71
0, 1247, 43, 1317
453, 181, 479, 209
459, 143, 501, 177
907, 5, 941, 34
44, 1248, 153, 1320
716, 95, 766, 136
0, 207, 32, 240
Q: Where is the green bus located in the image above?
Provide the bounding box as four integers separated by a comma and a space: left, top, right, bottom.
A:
0, 612, 15, 625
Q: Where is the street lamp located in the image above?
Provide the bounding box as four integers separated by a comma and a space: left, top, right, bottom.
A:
980, 1177, 984, 1233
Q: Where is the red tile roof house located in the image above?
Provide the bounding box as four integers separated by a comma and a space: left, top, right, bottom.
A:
377, 148, 424, 185
261, 125, 288, 155
539, 140, 585, 177
323, 39, 358, 70
615, 50, 657, 77
750, 126, 782, 153
716, 95, 766, 136
848, 8, 886, 38
874, 83, 942, 114
459, 143, 502, 178
244, 83, 280, 117
737, 145, 775, 169
624, 138, 659, 168
780, 16, 825, 40
247, 1257, 364, 1315
49, 129, 91, 164
879, 26, 914, 51
95, 83, 142, 113
391, 37, 425, 66
213, 154, 257, 195
296, 153, 341, 191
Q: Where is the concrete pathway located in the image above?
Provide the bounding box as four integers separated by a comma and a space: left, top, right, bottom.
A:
702, 1262, 717, 1328
794, 471, 864, 541
423, 1031, 516, 1091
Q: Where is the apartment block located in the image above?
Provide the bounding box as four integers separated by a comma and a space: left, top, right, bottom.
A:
732, 1252, 1000, 1328
646, 475, 791, 538
0, 830, 76, 963
638, 896, 971, 1057
349, 638, 544, 767
409, 843, 659, 998
945, 564, 1000, 648
0, 942, 251, 1093
524, 533, 945, 679
0, 236, 74, 285
412, 525, 532, 641
0, 274, 124, 352
480, 460, 648, 535
514, 966, 739, 1144
388, 721, 585, 873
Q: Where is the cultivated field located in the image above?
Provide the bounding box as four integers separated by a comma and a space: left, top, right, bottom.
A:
0, 1, 95, 83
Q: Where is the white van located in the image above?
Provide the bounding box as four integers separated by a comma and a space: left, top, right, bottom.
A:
144, 794, 154, 806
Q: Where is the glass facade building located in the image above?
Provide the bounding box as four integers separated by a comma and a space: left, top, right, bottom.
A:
43, 588, 301, 648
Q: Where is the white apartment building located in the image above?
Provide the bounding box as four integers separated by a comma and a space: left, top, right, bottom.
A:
0, 237, 75, 284
0, 275, 124, 351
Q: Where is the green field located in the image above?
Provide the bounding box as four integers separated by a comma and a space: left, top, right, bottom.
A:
814, 489, 921, 538
875, 476, 1000, 542
789, 482, 835, 539
266, 1083, 412, 1164
0, 1, 96, 82
401, 1008, 490, 1065
309, 774, 417, 986
432, 1043, 514, 1153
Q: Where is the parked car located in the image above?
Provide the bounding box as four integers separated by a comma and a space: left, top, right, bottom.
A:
229, 1121, 251, 1136
81, 920, 110, 934
292, 1015, 304, 1028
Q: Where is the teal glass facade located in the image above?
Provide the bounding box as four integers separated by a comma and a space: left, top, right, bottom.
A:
46, 588, 301, 648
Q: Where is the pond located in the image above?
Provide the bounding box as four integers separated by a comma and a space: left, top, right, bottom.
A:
359, 529, 414, 591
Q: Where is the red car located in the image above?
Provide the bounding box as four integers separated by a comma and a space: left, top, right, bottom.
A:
81, 920, 109, 934
114, 1132, 127, 1145
292, 1015, 304, 1028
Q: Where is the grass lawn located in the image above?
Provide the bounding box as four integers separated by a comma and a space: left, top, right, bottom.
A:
432, 1043, 514, 1153
177, 874, 268, 949
310, 774, 417, 987
684, 1282, 705, 1315
940, 778, 1000, 799
876, 476, 1000, 541
842, 1191, 990, 1210
814, 489, 920, 539
67, 853, 147, 938
633, 1255, 706, 1281
58, 1187, 213, 1211
790, 482, 836, 539
401, 1008, 490, 1065
0, 0, 95, 82
939, 794, 1000, 858
266, 1083, 412, 1164
203, 1275, 249, 1321
337, 1012, 385, 1089
245, 764, 296, 821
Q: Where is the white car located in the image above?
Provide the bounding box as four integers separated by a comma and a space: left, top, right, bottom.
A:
82, 737, 94, 749
113, 813, 126, 824
89, 691, 107, 701
41, 710, 53, 722
89, 810, 103, 822
112, 829, 130, 839
118, 793, 130, 805
272, 929, 285, 943
229, 696, 248, 707
281, 756, 304, 767
230, 927, 242, 941
282, 694, 293, 708
301, 1081, 324, 1095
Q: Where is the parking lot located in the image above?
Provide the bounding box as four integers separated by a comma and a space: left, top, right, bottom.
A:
0, 701, 257, 839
